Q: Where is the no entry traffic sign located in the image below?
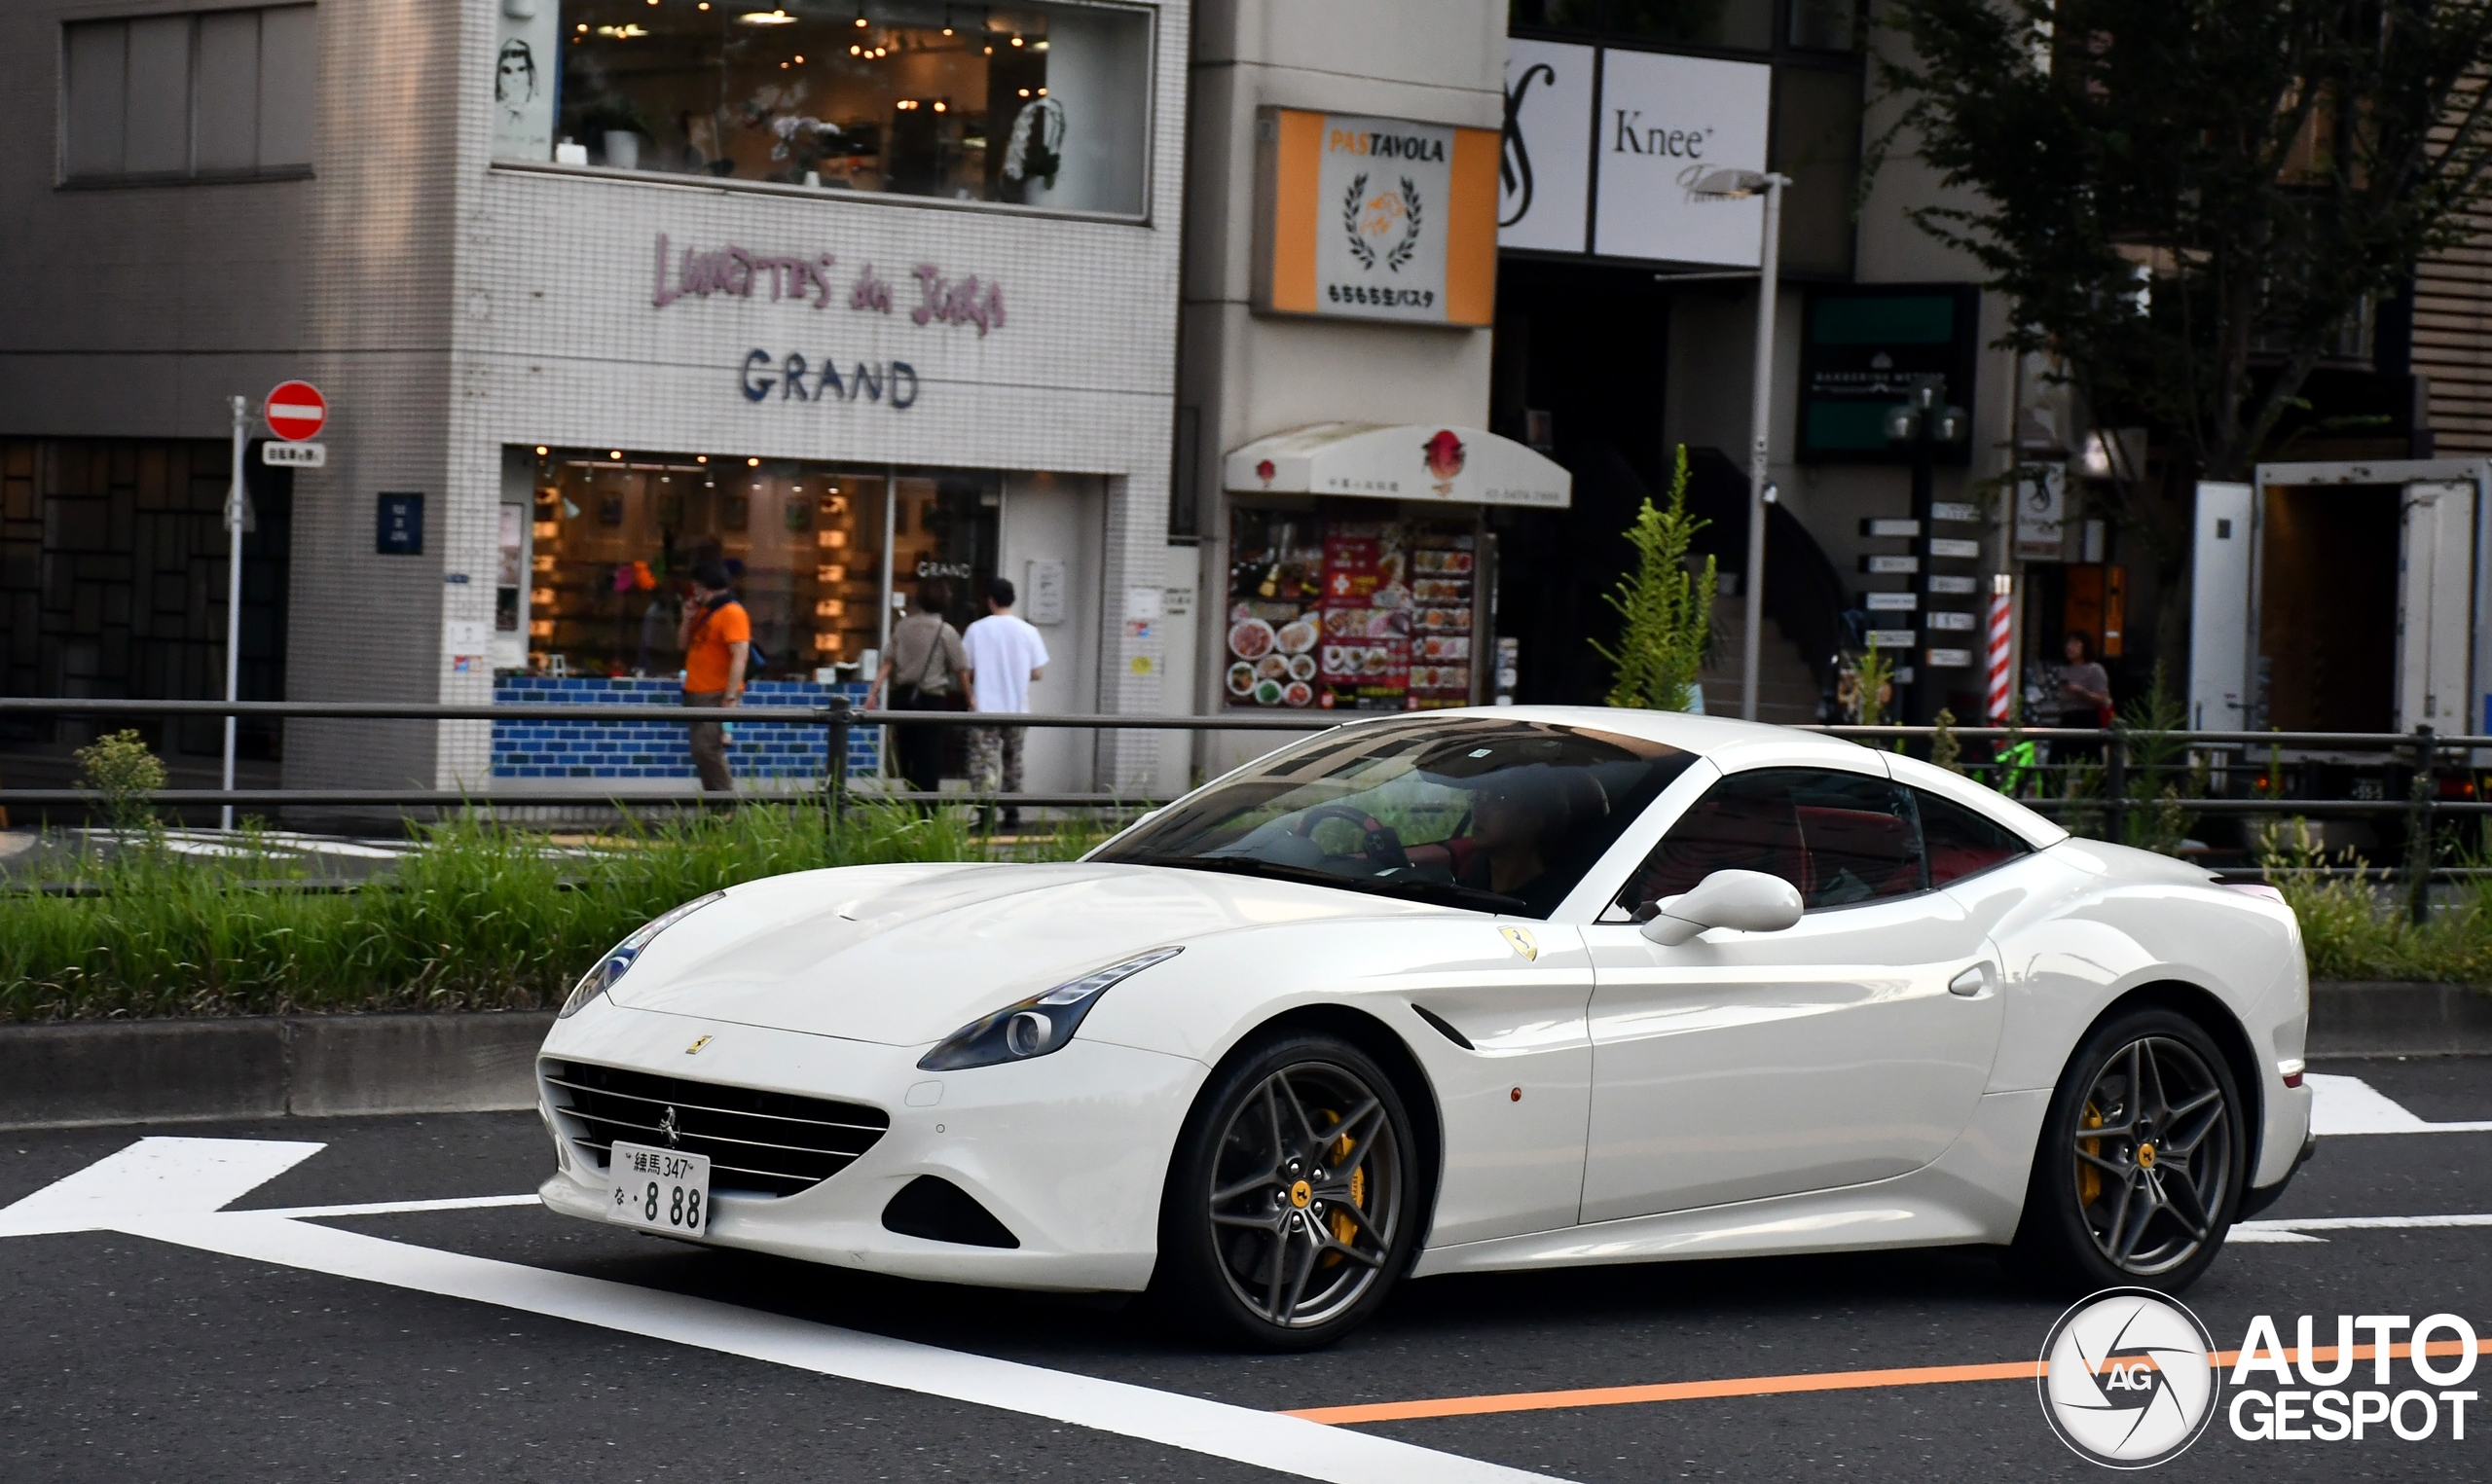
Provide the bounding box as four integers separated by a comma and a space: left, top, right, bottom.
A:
264, 380, 327, 441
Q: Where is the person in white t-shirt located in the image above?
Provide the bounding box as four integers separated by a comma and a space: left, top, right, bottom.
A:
960, 577, 1049, 826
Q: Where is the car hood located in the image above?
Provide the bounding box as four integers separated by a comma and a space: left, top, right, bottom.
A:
605, 860, 1437, 1046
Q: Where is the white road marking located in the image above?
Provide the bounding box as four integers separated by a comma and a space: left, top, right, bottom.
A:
2227, 1228, 2329, 1244
245, 1194, 543, 1219
0, 1137, 325, 1237
2307, 1073, 2492, 1135
0, 1139, 1552, 1484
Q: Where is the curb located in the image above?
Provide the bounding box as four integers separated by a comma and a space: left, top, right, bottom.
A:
2307, 980, 2492, 1058
0, 1011, 554, 1131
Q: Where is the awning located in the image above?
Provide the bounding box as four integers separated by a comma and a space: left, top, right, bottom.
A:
1223, 422, 1571, 509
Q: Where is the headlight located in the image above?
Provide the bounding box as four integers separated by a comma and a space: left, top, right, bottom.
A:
917, 947, 1183, 1071
559, 891, 727, 1018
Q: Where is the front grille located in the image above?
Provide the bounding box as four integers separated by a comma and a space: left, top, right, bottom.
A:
543, 1060, 891, 1198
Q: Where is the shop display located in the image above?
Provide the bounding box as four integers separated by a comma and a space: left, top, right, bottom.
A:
1227, 510, 1479, 710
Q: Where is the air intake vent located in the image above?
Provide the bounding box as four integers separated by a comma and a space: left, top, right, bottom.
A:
880, 1176, 1020, 1249
542, 1060, 890, 1198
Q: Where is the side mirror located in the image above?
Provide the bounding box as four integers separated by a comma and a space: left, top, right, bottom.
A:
1637, 869, 1805, 946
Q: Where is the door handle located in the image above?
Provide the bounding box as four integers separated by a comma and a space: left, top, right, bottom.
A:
1948, 963, 1993, 997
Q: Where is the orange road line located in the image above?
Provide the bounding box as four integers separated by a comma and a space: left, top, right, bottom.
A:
1284, 1340, 2474, 1426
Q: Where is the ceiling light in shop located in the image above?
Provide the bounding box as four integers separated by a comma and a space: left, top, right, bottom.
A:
739, 9, 794, 23
534, 446, 548, 455
1010, 34, 1024, 46
1032, 39, 1046, 50
696, 455, 708, 463
1016, 88, 1029, 97
932, 100, 946, 112
594, 23, 647, 36
1036, 86, 1045, 94
849, 43, 861, 53
748, 457, 761, 467
609, 451, 623, 460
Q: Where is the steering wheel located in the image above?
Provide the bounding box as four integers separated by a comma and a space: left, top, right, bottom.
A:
1289, 805, 1411, 871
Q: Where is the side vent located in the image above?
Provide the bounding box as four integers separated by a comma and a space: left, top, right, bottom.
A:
1411, 1005, 1476, 1050
881, 1176, 1021, 1249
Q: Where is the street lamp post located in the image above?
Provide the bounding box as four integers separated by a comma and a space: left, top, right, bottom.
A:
1689, 168, 1788, 723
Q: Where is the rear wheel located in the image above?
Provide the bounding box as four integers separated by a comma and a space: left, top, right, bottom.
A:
2013, 1008, 2244, 1292
1154, 1032, 1417, 1350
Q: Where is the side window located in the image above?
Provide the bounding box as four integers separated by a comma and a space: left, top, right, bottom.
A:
1916, 789, 2032, 887
1616, 771, 1808, 916
1787, 770, 1924, 907
1615, 768, 1925, 916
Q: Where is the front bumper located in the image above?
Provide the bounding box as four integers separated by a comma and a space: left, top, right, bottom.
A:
536, 1000, 1208, 1290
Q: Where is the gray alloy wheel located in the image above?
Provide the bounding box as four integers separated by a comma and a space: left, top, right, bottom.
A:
2070, 1033, 2237, 1277
1205, 1058, 1407, 1329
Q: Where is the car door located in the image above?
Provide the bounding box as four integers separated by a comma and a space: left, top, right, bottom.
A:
1579, 765, 2005, 1223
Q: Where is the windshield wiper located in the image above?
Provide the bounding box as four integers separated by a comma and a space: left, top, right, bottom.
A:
1135, 854, 1529, 915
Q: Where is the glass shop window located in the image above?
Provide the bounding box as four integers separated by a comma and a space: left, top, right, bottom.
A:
525, 451, 890, 681
62, 5, 315, 184
1226, 509, 1481, 713
494, 1, 1151, 215
1509, 0, 1772, 50
890, 472, 1004, 636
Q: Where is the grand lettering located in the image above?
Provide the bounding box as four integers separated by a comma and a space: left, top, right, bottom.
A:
1327, 128, 1447, 163
740, 349, 919, 409
1611, 110, 1711, 158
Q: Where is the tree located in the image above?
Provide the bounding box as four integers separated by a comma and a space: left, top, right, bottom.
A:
1879, 0, 2492, 659
1594, 447, 1718, 712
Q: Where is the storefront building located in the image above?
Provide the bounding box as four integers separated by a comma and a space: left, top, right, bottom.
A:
0, 0, 1186, 797
1176, 3, 1572, 778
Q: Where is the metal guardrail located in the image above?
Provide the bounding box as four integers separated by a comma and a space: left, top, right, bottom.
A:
0, 697, 1325, 814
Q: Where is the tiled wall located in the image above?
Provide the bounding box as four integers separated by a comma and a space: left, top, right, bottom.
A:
492, 676, 875, 781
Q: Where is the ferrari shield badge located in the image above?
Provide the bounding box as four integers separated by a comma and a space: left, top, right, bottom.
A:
684, 1034, 713, 1056
1499, 926, 1538, 961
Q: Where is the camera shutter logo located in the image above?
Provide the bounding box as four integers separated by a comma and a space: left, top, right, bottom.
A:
2038, 1288, 2221, 1468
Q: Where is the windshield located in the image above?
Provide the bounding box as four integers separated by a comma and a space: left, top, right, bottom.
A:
1092, 716, 1696, 919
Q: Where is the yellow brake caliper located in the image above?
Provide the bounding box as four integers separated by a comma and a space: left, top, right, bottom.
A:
1323, 1115, 1365, 1248
2078, 1103, 2104, 1207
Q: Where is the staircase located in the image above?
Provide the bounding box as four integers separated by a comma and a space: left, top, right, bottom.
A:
1699, 594, 1825, 726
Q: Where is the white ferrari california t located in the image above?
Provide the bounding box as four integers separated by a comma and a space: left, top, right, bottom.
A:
535, 706, 2315, 1348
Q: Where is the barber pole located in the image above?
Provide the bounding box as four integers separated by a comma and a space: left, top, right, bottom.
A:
1986, 574, 2015, 724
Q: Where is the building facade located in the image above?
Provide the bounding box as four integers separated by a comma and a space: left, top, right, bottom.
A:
2, 0, 1188, 796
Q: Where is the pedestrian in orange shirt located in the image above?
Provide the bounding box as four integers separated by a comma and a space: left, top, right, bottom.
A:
678, 561, 751, 794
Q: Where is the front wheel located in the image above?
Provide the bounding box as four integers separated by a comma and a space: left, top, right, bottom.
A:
1154, 1032, 1418, 1350
2012, 1008, 2245, 1292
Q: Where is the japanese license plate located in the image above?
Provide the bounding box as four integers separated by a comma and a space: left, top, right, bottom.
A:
605, 1141, 711, 1236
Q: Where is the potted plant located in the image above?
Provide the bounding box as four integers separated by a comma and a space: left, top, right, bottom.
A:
579, 100, 653, 170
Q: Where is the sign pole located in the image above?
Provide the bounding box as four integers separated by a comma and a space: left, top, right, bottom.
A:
220, 395, 246, 832
1739, 175, 1785, 723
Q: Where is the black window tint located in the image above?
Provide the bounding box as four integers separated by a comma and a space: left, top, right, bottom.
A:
1618, 771, 1808, 915
1619, 768, 1924, 916
1790, 771, 1924, 906
1917, 789, 2032, 887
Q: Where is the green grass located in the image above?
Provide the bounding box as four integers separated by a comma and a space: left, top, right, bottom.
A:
0, 805, 1111, 1022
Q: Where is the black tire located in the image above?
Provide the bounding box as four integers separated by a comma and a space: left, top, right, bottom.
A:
2012, 1007, 2246, 1293
1154, 1032, 1419, 1351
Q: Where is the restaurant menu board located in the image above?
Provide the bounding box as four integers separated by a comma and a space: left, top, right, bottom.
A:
1227, 511, 1476, 710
